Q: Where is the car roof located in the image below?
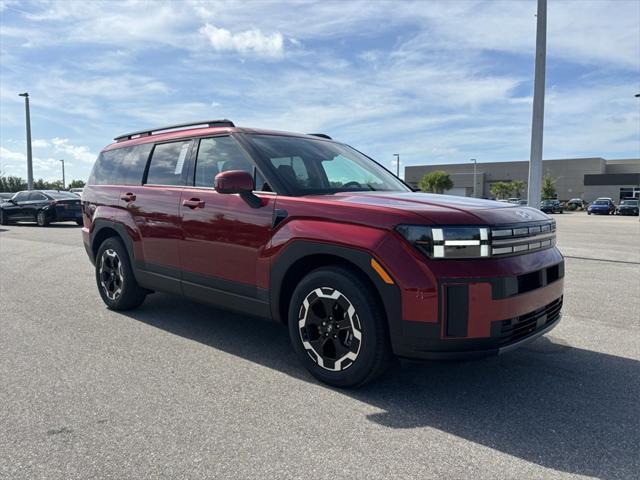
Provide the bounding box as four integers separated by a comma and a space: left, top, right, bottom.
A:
102, 125, 334, 152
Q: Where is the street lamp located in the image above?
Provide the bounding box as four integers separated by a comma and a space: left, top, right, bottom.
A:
18, 92, 34, 190
470, 158, 477, 198
59, 159, 65, 190
393, 153, 400, 177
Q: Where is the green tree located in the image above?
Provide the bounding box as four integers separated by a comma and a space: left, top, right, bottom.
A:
490, 181, 514, 199
0, 175, 28, 192
541, 175, 557, 199
68, 179, 86, 189
511, 180, 525, 198
418, 171, 453, 194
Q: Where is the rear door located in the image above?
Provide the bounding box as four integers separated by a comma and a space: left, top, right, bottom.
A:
179, 135, 275, 311
27, 192, 49, 219
120, 140, 193, 294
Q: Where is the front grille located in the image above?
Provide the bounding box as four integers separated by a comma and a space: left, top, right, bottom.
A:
495, 297, 562, 346
491, 220, 556, 257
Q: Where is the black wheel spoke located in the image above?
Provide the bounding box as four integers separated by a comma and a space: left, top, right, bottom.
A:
299, 287, 362, 371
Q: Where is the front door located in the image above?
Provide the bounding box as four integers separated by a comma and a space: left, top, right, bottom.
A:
179, 136, 275, 314
4, 191, 30, 220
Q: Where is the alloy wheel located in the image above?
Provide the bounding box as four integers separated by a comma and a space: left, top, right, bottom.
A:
298, 287, 362, 371
99, 249, 124, 301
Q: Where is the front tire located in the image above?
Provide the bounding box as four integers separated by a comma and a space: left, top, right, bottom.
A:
95, 236, 146, 310
36, 210, 49, 227
0, 209, 7, 225
288, 266, 392, 388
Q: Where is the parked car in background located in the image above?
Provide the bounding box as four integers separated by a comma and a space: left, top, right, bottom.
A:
566, 198, 586, 210
507, 198, 520, 204
540, 199, 563, 214
81, 119, 564, 387
70, 187, 84, 196
616, 198, 639, 216
0, 190, 82, 226
0, 192, 14, 201
517, 199, 528, 206
587, 198, 616, 215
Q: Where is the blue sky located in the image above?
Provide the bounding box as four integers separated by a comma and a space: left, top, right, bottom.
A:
1, 0, 639, 182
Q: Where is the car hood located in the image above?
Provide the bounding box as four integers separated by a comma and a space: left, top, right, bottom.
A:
314, 191, 550, 225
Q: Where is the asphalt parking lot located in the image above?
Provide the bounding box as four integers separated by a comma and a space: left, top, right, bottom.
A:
1, 212, 638, 480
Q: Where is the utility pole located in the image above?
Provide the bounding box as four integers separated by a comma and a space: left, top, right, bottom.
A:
59, 159, 65, 190
393, 153, 400, 177
527, 0, 547, 208
18, 92, 34, 190
470, 158, 477, 197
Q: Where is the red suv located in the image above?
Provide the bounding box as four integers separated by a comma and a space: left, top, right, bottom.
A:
82, 120, 564, 387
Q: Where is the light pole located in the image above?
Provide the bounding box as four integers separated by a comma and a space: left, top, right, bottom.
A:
527, 0, 547, 209
393, 153, 400, 178
59, 159, 65, 190
470, 158, 477, 198
18, 92, 34, 190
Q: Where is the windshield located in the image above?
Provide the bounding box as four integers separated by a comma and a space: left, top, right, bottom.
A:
541, 200, 555, 205
247, 135, 409, 195
621, 200, 638, 206
593, 200, 609, 205
45, 191, 79, 199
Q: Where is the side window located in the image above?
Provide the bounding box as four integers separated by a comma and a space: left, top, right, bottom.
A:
13, 192, 29, 202
270, 156, 312, 187
194, 137, 254, 188
118, 144, 153, 185
28, 192, 46, 201
145, 141, 191, 186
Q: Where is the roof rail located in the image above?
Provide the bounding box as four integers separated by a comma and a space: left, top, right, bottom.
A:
308, 133, 332, 140
114, 119, 235, 142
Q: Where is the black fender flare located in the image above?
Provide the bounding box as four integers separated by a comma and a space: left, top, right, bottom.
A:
269, 240, 403, 349
90, 219, 136, 265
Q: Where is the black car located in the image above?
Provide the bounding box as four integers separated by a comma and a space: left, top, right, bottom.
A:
0, 190, 83, 226
616, 198, 639, 216
540, 199, 563, 214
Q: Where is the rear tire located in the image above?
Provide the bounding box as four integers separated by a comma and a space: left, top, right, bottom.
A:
0, 209, 7, 225
75, 219, 83, 226
36, 210, 49, 227
95, 236, 146, 310
288, 266, 392, 388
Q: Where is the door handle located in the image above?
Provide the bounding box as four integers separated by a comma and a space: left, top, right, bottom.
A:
121, 193, 136, 202
183, 198, 205, 209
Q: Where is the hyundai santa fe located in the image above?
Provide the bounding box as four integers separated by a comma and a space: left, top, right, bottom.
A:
82, 120, 564, 387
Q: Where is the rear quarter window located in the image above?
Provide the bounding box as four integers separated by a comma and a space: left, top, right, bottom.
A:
87, 143, 153, 185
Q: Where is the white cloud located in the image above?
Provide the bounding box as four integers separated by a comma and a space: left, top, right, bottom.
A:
50, 138, 96, 163
200, 24, 284, 58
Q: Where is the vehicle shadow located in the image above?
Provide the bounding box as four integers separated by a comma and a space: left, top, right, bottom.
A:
8, 222, 80, 228
121, 293, 639, 479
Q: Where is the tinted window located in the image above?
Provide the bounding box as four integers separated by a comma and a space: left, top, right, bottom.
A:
46, 191, 78, 200
87, 144, 153, 185
119, 144, 153, 184
194, 137, 255, 188
13, 192, 29, 202
28, 192, 48, 201
145, 141, 191, 186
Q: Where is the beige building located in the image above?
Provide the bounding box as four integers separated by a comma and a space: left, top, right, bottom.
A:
404, 157, 640, 202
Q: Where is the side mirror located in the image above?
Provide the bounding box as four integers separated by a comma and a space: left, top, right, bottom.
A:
214, 170, 263, 208
214, 170, 254, 194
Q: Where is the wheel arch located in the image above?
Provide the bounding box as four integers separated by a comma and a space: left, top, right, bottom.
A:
270, 241, 402, 345
90, 219, 135, 265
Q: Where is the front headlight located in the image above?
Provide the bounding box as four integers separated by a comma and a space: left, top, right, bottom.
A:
396, 225, 490, 259
396, 221, 556, 259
